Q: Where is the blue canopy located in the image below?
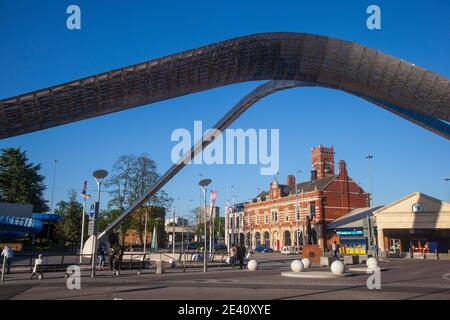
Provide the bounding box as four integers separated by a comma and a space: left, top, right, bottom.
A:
0, 216, 43, 239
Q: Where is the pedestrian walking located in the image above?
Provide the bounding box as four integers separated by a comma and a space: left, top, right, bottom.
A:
113, 245, 123, 276
237, 245, 246, 269
228, 244, 237, 269
30, 254, 43, 279
331, 241, 339, 260
97, 245, 106, 270
108, 246, 116, 272
1, 246, 14, 274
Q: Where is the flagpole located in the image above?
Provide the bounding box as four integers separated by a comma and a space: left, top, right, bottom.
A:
80, 196, 86, 263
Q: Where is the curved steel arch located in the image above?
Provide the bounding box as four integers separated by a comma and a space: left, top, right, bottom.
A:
97, 79, 448, 239
0, 32, 449, 140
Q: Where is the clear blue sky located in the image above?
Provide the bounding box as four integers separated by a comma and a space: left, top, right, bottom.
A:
0, 0, 449, 218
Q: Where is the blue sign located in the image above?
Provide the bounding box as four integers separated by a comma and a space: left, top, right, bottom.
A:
336, 229, 363, 236
89, 204, 95, 219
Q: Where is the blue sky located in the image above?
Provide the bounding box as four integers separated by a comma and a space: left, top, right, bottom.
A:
0, 0, 449, 218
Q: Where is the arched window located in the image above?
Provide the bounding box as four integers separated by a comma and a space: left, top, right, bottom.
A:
264, 211, 269, 224
284, 230, 291, 246
255, 232, 261, 246
263, 231, 270, 246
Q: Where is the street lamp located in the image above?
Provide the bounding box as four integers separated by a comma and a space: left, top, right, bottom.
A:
199, 178, 211, 273
294, 170, 303, 249
444, 178, 450, 202
90, 169, 108, 277
365, 154, 374, 206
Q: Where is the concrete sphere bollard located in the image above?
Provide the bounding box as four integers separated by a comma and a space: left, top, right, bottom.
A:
301, 258, 311, 269
247, 259, 258, 271
366, 257, 378, 269
291, 260, 304, 273
330, 260, 345, 275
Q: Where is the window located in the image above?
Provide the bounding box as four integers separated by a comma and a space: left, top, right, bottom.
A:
264, 211, 269, 224
309, 202, 316, 218
284, 208, 289, 221
256, 211, 259, 224
271, 210, 278, 223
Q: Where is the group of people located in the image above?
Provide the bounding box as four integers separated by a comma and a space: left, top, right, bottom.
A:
228, 243, 250, 269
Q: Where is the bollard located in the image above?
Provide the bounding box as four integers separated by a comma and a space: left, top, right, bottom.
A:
155, 260, 165, 274
1, 254, 6, 282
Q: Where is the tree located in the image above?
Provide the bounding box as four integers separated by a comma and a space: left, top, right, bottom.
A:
104, 154, 172, 244
0, 147, 49, 212
53, 190, 84, 245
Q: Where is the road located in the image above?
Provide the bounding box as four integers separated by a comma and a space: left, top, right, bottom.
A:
1, 254, 449, 300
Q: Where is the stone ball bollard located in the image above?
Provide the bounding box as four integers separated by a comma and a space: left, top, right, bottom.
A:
291, 260, 304, 273
247, 259, 258, 271
366, 257, 378, 269
301, 258, 311, 269
330, 260, 345, 275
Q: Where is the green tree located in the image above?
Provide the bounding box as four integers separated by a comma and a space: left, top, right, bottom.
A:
0, 147, 49, 212
53, 190, 84, 245
105, 154, 172, 244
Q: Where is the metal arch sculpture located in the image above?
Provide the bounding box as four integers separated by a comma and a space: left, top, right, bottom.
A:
0, 32, 449, 140
98, 79, 447, 238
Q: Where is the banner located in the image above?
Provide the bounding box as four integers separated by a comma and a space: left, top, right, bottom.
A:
209, 190, 217, 219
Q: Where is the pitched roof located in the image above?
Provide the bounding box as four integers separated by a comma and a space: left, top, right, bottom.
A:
327, 206, 383, 229
253, 175, 337, 201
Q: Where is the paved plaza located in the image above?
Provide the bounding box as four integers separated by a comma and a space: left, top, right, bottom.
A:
1, 254, 449, 300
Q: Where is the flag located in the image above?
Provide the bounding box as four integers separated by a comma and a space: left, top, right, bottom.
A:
209, 190, 217, 219
81, 180, 87, 196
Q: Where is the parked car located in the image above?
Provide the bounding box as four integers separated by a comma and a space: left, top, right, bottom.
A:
281, 246, 297, 255
255, 244, 273, 253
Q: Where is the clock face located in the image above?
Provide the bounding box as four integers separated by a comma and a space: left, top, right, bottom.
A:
412, 203, 424, 213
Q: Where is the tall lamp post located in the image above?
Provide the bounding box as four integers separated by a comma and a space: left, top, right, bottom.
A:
199, 178, 212, 273
80, 191, 91, 263
444, 178, 450, 202
365, 154, 374, 206
91, 169, 108, 277
294, 170, 302, 249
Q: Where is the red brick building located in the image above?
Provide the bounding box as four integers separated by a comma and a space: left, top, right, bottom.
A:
243, 145, 370, 251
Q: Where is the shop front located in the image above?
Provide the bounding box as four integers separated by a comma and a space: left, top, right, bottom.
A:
375, 192, 450, 258
336, 228, 368, 255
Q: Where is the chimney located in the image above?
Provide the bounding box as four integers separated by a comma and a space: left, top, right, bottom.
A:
287, 175, 296, 187
338, 160, 347, 179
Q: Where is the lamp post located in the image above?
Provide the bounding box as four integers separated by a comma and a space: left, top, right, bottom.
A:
49, 160, 59, 213
91, 169, 108, 277
365, 154, 374, 206
293, 170, 303, 249
80, 192, 91, 263
444, 178, 450, 202
143, 208, 148, 253
199, 178, 212, 273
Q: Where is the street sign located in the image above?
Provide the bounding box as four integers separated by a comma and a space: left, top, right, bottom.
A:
89, 204, 95, 220
88, 220, 95, 236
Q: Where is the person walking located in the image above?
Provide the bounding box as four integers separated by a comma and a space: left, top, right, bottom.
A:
237, 245, 246, 269
97, 245, 106, 271
228, 244, 237, 269
108, 246, 116, 272
113, 245, 123, 276
30, 254, 43, 279
331, 241, 339, 260
1, 246, 14, 274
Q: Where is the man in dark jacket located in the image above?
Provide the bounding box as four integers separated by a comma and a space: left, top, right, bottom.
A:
237, 245, 246, 269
